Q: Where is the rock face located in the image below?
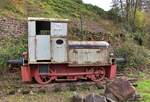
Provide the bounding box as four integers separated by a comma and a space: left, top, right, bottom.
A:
105, 78, 136, 101
0, 17, 27, 36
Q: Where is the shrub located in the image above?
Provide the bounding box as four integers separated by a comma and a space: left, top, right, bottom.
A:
135, 10, 146, 30
115, 40, 150, 69
0, 35, 27, 69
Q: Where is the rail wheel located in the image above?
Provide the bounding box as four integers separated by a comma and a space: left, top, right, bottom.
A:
34, 68, 54, 84
92, 67, 105, 82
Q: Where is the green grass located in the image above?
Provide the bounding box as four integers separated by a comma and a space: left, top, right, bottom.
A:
0, 0, 121, 33
137, 80, 150, 102
0, 0, 106, 19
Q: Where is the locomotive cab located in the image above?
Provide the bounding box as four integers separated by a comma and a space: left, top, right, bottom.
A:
21, 17, 117, 84
28, 17, 68, 63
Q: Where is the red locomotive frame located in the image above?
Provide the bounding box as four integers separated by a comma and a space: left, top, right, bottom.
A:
21, 53, 116, 84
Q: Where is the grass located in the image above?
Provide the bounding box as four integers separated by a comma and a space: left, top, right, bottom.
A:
2, 75, 150, 102
137, 80, 150, 102
0, 71, 104, 102
0, 85, 103, 102
0, 0, 105, 19
124, 66, 150, 102
1, 92, 73, 102
0, 0, 121, 33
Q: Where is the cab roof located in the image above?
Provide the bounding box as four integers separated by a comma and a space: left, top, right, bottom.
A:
28, 17, 69, 22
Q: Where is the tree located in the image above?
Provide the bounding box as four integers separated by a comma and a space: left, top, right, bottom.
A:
112, 0, 143, 32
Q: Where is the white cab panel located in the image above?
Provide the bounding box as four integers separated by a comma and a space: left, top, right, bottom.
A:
51, 22, 67, 36
28, 21, 36, 37
28, 37, 36, 62
51, 38, 67, 63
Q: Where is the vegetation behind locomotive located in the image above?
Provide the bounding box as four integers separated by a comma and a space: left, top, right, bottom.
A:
21, 17, 116, 84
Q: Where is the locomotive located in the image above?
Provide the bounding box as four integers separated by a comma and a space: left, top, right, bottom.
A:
19, 17, 117, 84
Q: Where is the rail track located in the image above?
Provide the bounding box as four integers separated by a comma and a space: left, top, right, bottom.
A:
21, 75, 137, 93
0, 68, 138, 95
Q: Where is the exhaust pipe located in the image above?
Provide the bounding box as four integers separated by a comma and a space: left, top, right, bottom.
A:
7, 58, 24, 66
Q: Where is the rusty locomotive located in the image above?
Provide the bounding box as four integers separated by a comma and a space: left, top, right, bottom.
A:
17, 17, 117, 84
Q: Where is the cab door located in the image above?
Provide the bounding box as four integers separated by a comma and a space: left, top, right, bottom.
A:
36, 35, 51, 60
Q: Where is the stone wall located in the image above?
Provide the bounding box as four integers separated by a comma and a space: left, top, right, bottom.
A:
0, 17, 27, 36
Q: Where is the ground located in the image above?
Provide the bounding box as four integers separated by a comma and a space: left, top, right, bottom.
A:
0, 69, 105, 102
124, 67, 150, 102
0, 68, 150, 102
0, 90, 103, 102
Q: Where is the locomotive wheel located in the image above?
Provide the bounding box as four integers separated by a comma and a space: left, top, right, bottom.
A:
92, 67, 105, 82
34, 68, 54, 84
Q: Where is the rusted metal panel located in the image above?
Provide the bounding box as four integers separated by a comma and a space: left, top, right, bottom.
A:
89, 49, 109, 64
28, 21, 36, 37
69, 49, 109, 65
36, 35, 51, 60
68, 41, 110, 65
51, 22, 67, 36
28, 37, 36, 62
51, 37, 67, 63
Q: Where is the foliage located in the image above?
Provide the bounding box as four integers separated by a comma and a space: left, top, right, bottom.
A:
115, 36, 150, 68
111, 0, 149, 32
107, 8, 122, 23
74, 0, 83, 4
133, 31, 145, 45
0, 35, 27, 68
143, 32, 150, 49
84, 4, 106, 17
135, 10, 146, 30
